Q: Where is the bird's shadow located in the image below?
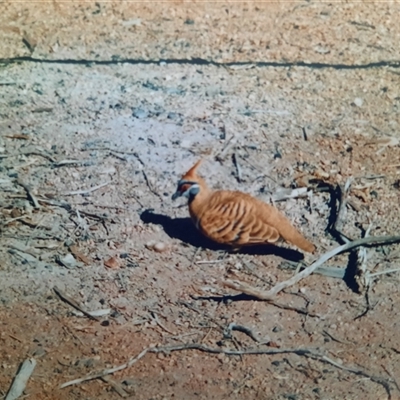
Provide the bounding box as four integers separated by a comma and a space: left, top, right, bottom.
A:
140, 209, 304, 262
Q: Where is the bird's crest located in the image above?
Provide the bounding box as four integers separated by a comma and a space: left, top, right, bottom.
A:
181, 159, 203, 181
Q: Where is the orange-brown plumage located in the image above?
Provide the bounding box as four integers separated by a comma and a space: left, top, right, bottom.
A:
172, 160, 315, 253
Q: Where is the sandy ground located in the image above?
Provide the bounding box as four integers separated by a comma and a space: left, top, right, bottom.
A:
1, 1, 400, 399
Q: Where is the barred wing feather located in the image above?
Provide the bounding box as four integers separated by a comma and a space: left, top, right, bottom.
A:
198, 194, 280, 246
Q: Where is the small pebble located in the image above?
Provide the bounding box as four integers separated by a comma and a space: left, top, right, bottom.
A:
153, 242, 167, 252
167, 112, 179, 120
132, 108, 148, 119
60, 254, 77, 269
145, 240, 157, 249
145, 241, 168, 252
33, 348, 46, 357
104, 256, 120, 269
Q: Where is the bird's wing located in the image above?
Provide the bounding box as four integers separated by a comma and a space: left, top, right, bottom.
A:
198, 194, 280, 246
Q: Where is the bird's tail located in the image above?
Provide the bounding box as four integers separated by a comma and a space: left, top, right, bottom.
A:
264, 204, 316, 253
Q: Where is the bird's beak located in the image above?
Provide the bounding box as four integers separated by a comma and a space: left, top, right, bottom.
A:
171, 191, 181, 201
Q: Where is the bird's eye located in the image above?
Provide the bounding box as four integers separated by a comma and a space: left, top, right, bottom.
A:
179, 183, 191, 192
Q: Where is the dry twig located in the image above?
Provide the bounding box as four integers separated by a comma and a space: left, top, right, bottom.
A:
15, 179, 41, 209
6, 134, 30, 140
64, 181, 111, 196
224, 323, 267, 344
333, 178, 353, 241
221, 280, 320, 317
223, 235, 400, 300
37, 197, 71, 210
150, 312, 175, 335
284, 262, 346, 279
60, 343, 394, 396
18, 147, 56, 163
232, 153, 242, 183
142, 170, 162, 200
53, 286, 100, 321
354, 223, 373, 294
60, 347, 149, 388
370, 267, 400, 278
5, 358, 37, 400
100, 376, 129, 398
215, 135, 236, 161
54, 159, 92, 167
265, 235, 400, 297
196, 259, 226, 265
